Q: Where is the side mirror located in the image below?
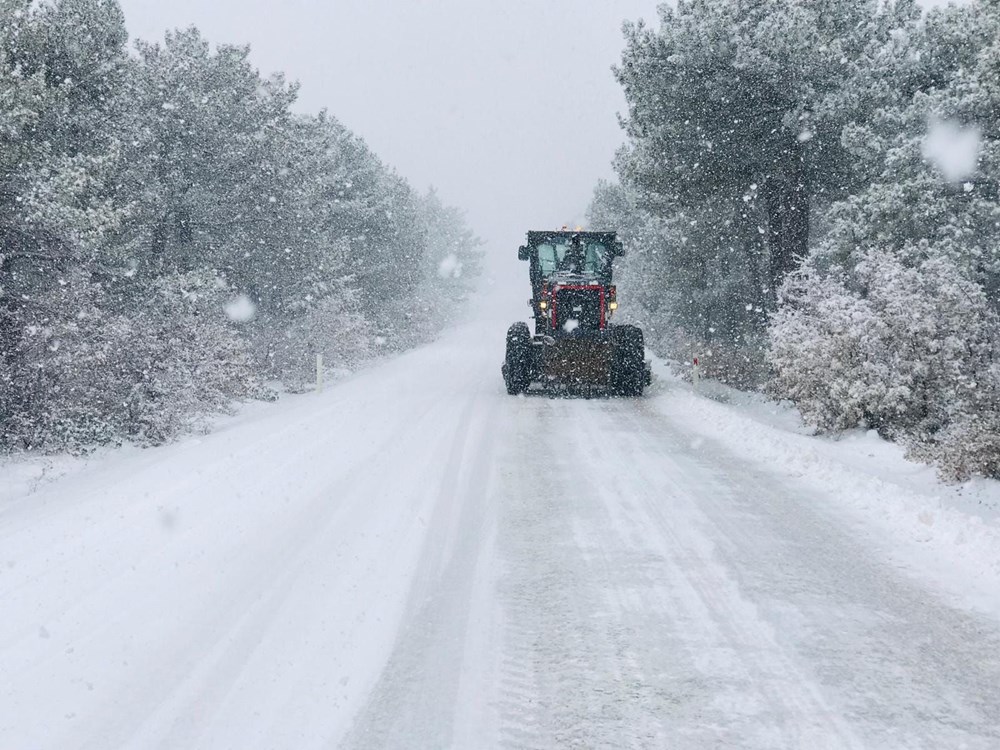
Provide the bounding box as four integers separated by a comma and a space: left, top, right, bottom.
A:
613, 240, 625, 257
518, 245, 530, 261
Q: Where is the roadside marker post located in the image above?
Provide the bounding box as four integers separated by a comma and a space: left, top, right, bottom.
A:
692, 357, 700, 389
316, 353, 324, 393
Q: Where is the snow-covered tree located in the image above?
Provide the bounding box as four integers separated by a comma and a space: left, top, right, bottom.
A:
401, 187, 484, 342
1, 0, 135, 449
769, 0, 1000, 478
1, 4, 481, 453
589, 179, 768, 385
614, 0, 920, 296
601, 0, 1000, 476
812, 1, 1000, 297
259, 278, 373, 389
118, 29, 299, 287
601, 0, 947, 381
2, 265, 262, 451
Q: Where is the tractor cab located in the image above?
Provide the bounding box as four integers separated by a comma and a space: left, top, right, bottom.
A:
518, 231, 623, 334
525, 232, 618, 282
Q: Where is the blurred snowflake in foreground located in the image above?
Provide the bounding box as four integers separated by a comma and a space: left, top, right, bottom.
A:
437, 254, 463, 279
224, 294, 256, 323
922, 118, 980, 182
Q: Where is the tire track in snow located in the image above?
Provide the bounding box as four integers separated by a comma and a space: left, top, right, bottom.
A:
598, 398, 1000, 748
577, 402, 866, 749
494, 397, 672, 749
339, 376, 503, 749
1, 339, 475, 750
69, 399, 448, 750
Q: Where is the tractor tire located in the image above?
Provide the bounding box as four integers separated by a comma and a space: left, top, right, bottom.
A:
611, 325, 645, 397
503, 322, 532, 395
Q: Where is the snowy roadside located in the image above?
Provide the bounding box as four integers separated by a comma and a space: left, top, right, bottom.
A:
647, 358, 1000, 620
0, 370, 359, 510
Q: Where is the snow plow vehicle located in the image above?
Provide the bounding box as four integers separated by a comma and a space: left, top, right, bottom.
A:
502, 230, 650, 396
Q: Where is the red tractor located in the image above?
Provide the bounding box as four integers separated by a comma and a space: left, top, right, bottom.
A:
502, 230, 650, 396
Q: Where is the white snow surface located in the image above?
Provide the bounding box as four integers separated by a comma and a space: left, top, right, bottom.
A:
3, 304, 1000, 748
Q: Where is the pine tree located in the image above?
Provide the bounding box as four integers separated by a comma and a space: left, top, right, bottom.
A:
1, 6, 482, 452
613, 0, 930, 298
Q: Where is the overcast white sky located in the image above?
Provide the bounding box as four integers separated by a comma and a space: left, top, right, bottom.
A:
117, 0, 962, 256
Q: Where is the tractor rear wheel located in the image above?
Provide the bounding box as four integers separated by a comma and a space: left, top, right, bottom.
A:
611, 325, 645, 397
503, 322, 532, 395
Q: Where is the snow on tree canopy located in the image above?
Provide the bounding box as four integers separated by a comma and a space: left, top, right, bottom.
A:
0, 7, 482, 452
590, 0, 1000, 477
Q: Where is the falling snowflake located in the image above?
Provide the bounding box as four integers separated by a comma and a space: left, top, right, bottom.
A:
224, 294, 256, 323
922, 118, 980, 182
437, 254, 463, 279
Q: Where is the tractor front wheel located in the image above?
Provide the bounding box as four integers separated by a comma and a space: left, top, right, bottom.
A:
611, 325, 645, 397
503, 322, 532, 395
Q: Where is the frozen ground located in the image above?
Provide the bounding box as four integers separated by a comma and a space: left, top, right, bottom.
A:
2, 286, 1000, 749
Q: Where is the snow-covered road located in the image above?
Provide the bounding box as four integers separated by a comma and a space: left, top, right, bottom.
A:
3, 304, 1000, 748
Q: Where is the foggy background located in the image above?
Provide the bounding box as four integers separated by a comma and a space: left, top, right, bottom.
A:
118, 0, 962, 257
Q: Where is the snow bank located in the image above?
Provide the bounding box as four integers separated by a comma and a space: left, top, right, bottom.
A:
648, 359, 1000, 620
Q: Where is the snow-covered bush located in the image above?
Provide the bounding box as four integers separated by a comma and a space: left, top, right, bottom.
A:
257, 283, 374, 389
2, 270, 262, 451
770, 250, 1000, 479
116, 271, 264, 444
914, 406, 1000, 482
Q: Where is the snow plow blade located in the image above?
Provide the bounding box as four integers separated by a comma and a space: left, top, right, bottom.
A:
542, 338, 613, 387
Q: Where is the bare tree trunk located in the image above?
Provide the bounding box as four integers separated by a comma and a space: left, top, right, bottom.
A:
763, 143, 809, 303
